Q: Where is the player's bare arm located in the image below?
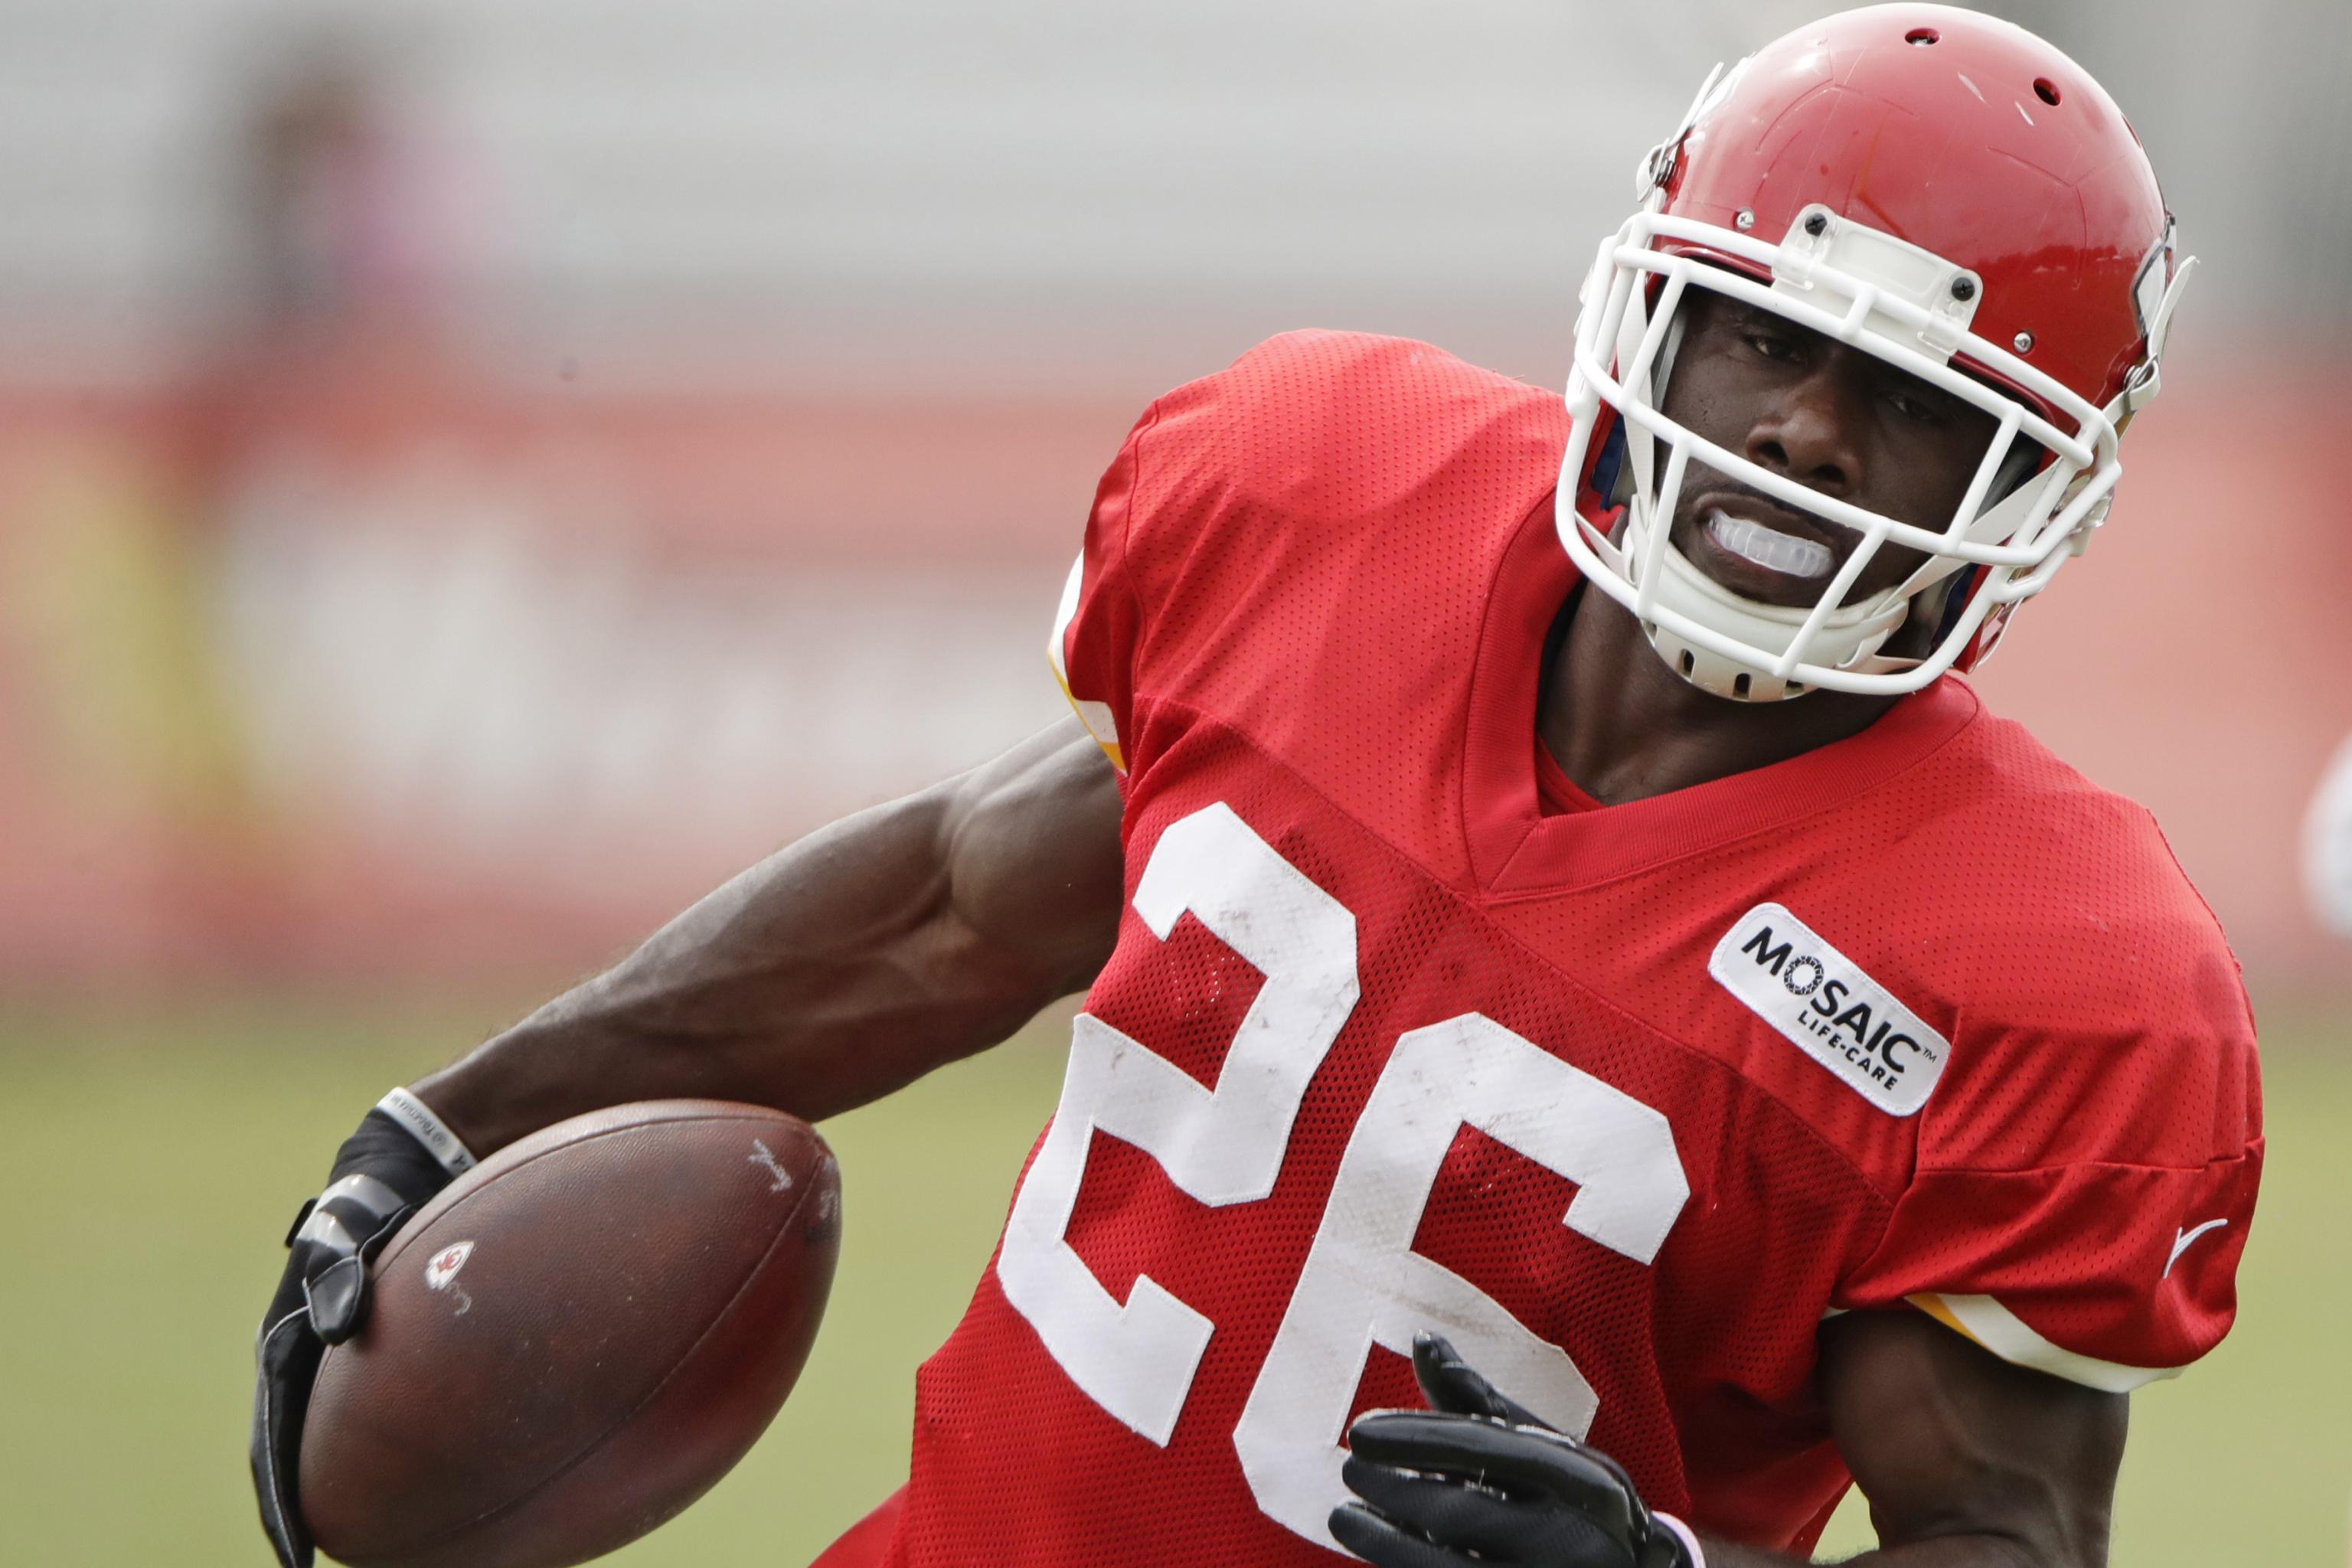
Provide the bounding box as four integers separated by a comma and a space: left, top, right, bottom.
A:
250, 716, 1120, 1566
413, 714, 1124, 1155
1805, 1311, 2124, 1568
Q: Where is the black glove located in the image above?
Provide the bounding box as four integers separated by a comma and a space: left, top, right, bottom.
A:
250, 1089, 475, 1568
1331, 1332, 1700, 1568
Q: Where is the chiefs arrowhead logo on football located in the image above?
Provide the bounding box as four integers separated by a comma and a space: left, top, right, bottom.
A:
1709, 903, 1950, 1117
423, 1240, 475, 1292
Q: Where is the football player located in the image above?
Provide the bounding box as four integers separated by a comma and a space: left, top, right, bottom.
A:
253, 8, 2260, 1567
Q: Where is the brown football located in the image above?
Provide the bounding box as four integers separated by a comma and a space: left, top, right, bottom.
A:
299, 1099, 841, 1568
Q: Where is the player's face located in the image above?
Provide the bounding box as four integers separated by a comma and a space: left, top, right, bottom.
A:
1656, 288, 2002, 610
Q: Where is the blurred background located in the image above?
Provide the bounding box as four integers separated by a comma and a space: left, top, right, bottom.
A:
2, 0, 2345, 1563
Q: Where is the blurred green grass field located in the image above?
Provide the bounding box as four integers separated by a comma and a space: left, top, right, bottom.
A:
0, 999, 2343, 1566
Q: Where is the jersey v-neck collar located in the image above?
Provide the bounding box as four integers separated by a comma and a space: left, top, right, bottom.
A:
1532, 734, 1604, 815
1460, 494, 1981, 898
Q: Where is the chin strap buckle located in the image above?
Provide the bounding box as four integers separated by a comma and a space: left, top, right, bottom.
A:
1634, 58, 1745, 203
2116, 252, 2197, 423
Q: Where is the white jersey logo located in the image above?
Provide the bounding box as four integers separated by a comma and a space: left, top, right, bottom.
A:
1709, 903, 1950, 1117
2164, 1218, 2228, 1278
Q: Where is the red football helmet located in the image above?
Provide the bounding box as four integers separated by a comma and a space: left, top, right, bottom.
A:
1558, 4, 2193, 699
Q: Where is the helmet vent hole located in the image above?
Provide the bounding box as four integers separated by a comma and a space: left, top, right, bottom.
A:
2034, 77, 2062, 106
1733, 673, 1753, 699
1905, 27, 1939, 44
1679, 649, 1696, 677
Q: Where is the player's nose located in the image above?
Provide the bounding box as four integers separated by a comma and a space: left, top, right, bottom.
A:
1744, 359, 1866, 498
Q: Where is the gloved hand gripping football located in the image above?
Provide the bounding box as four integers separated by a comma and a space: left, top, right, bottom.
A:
250, 1089, 476, 1568
1333, 1332, 1701, 1568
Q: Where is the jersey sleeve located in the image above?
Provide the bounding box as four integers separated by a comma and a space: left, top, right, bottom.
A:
1837, 982, 2262, 1392
1049, 328, 1556, 782
1046, 331, 1370, 774
1049, 403, 1158, 773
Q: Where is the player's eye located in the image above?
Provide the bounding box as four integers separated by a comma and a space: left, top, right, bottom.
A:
1883, 384, 1954, 426
1743, 330, 1803, 364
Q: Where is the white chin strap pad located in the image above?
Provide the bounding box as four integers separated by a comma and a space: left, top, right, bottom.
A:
1656, 628, 1811, 702
1609, 501, 1912, 704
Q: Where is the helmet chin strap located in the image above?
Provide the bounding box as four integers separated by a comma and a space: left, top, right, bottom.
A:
1598, 498, 1915, 703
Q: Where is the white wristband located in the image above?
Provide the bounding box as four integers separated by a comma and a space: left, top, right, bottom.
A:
377, 1086, 478, 1175
1655, 1511, 1706, 1568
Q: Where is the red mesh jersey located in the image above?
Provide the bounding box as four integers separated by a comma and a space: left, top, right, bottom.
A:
829, 332, 2262, 1566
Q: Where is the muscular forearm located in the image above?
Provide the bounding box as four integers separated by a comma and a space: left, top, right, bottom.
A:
412, 723, 1124, 1156
414, 799, 993, 1152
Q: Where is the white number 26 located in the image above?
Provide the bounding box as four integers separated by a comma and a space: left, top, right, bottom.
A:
998, 803, 1690, 1552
